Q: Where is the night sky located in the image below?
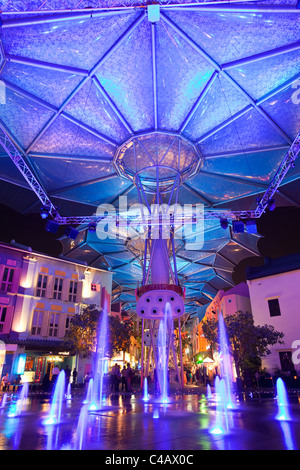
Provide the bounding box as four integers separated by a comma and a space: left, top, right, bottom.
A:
0, 202, 299, 285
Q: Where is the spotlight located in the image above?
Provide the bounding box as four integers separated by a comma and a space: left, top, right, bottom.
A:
267, 198, 276, 211
64, 226, 79, 240
232, 220, 244, 233
40, 206, 50, 219
45, 220, 59, 234
220, 219, 228, 230
245, 219, 257, 234
88, 222, 97, 233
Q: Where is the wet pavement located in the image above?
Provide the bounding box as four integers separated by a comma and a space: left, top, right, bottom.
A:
1, 387, 300, 451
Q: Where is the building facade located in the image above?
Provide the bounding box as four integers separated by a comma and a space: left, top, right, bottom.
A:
196, 282, 252, 356
0, 241, 112, 386
190, 283, 251, 381
204, 282, 251, 320
247, 253, 300, 376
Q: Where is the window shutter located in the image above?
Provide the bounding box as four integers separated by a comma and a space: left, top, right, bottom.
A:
61, 279, 70, 301
45, 275, 54, 299
0, 265, 4, 285
1, 305, 13, 334
76, 281, 83, 303
11, 268, 21, 293
57, 313, 65, 338
41, 311, 49, 336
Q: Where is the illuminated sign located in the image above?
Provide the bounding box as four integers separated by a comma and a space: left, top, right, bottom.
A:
17, 354, 26, 375
48, 356, 63, 362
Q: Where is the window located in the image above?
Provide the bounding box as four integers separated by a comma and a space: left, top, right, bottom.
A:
53, 277, 63, 300
36, 274, 48, 297
25, 356, 34, 371
65, 314, 73, 334
1, 267, 15, 292
31, 310, 43, 336
268, 298, 281, 317
0, 306, 7, 332
48, 312, 59, 337
69, 281, 78, 302
279, 351, 295, 372
91, 283, 100, 292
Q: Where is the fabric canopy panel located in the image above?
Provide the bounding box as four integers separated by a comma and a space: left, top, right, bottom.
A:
0, 0, 299, 316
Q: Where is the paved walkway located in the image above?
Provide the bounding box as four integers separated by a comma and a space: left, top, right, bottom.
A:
1, 387, 300, 450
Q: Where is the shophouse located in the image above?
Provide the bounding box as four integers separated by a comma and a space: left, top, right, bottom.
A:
0, 240, 112, 386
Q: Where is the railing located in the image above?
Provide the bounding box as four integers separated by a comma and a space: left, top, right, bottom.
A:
136, 283, 184, 298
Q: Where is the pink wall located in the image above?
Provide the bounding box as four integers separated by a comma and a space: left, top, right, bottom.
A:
205, 282, 250, 319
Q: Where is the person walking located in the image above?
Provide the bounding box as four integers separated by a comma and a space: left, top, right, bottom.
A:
64, 365, 71, 384
115, 364, 121, 392
84, 371, 90, 390
42, 372, 51, 392
196, 366, 201, 386
51, 365, 60, 385
121, 365, 127, 392
110, 364, 117, 391
125, 363, 133, 392
72, 368, 78, 386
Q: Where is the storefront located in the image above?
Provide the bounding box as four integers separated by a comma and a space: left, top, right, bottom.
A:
13, 338, 76, 384
20, 351, 74, 383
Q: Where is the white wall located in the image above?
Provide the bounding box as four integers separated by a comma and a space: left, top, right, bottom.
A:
247, 269, 300, 374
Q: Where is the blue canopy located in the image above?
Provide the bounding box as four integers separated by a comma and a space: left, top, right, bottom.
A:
0, 0, 299, 315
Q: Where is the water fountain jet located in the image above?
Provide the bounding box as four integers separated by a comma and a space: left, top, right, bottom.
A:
143, 377, 149, 402
83, 377, 94, 405
218, 313, 234, 409
275, 377, 291, 421
0, 392, 8, 409
65, 382, 72, 400
44, 370, 65, 425
210, 378, 229, 435
89, 300, 109, 411
74, 404, 89, 449
8, 382, 29, 418
206, 384, 212, 400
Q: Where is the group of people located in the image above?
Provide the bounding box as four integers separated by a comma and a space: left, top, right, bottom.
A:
1, 362, 215, 395
0, 373, 21, 390
110, 363, 135, 393
83, 363, 136, 394
0, 373, 10, 391
186, 365, 217, 386
1, 364, 78, 393
42, 365, 78, 392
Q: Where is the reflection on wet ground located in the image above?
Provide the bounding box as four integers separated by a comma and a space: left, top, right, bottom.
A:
1, 392, 300, 450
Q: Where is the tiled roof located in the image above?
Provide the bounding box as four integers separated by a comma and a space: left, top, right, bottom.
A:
0, 333, 70, 351
246, 253, 300, 280
0, 333, 19, 344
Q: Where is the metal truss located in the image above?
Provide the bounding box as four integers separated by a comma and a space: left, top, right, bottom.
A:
0, 121, 58, 217
254, 131, 300, 217
0, 109, 299, 225
1, 0, 299, 15
0, 3, 299, 228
